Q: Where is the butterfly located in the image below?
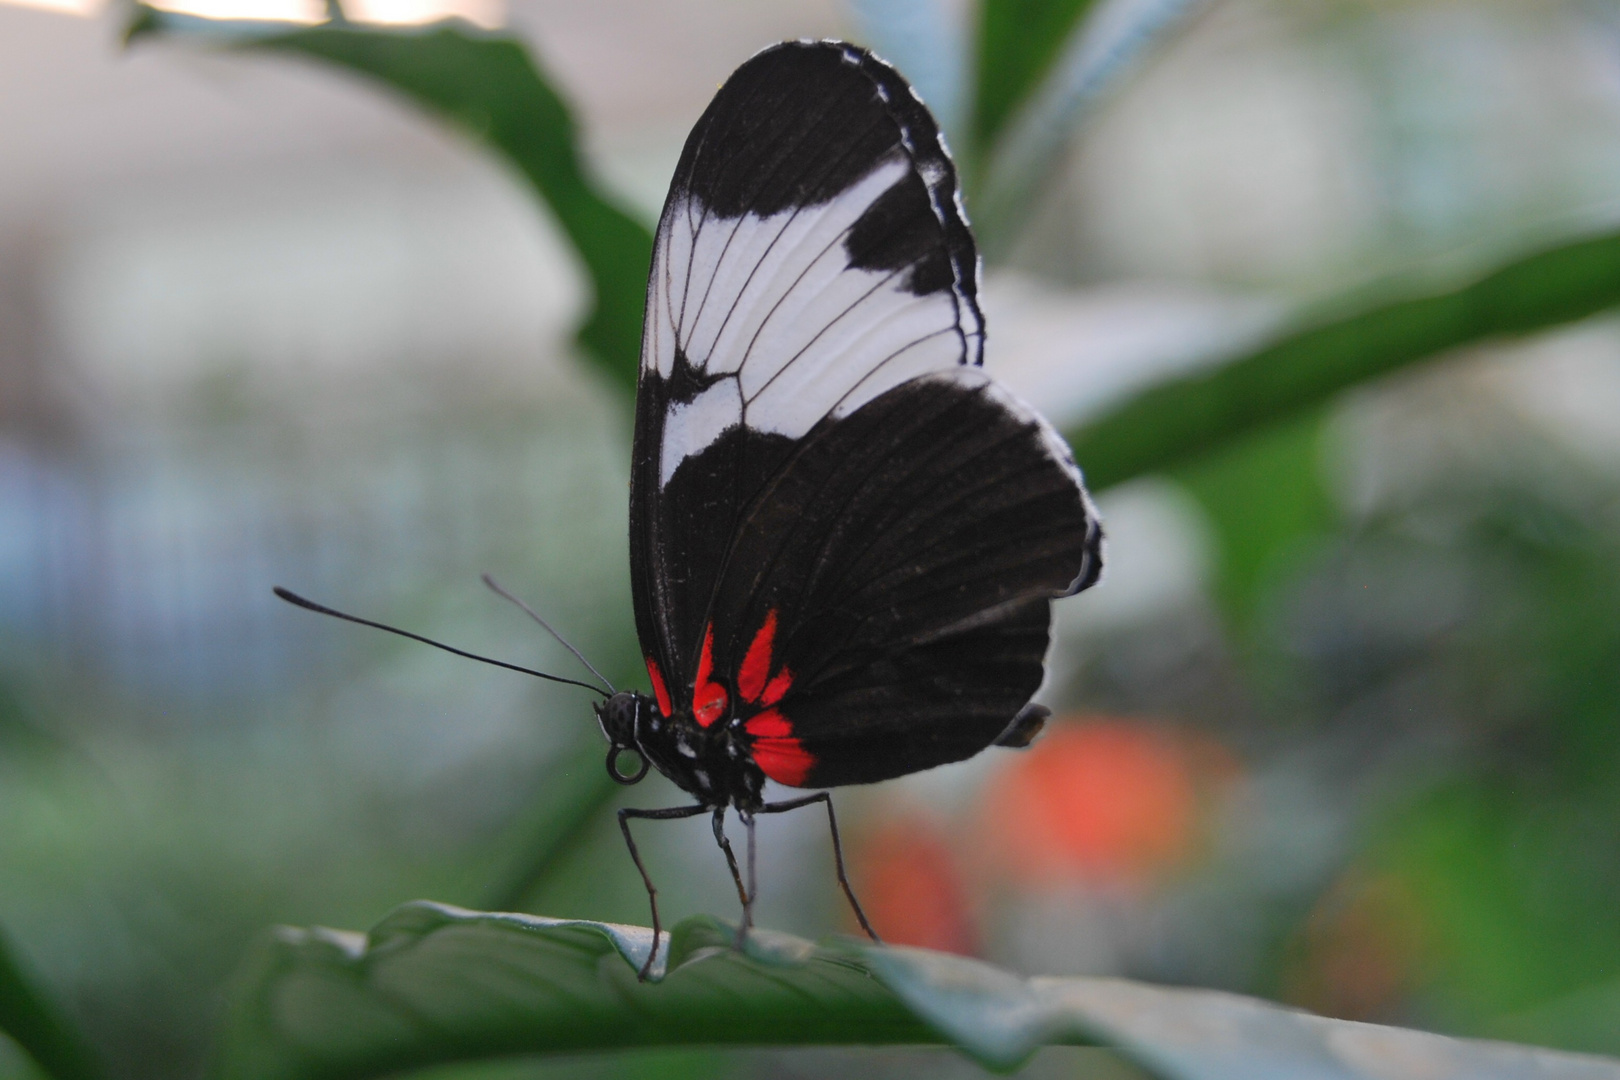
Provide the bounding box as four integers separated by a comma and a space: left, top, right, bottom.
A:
590, 39, 1104, 977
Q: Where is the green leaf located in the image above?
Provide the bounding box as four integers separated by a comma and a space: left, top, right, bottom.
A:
125, 7, 653, 399
216, 905, 931, 1080
1067, 229, 1620, 492
0, 925, 101, 1080
972, 0, 1100, 160
972, 0, 1207, 252
215, 901, 1620, 1080
1176, 408, 1334, 634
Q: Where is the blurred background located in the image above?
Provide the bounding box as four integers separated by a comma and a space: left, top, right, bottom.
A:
4, 0, 1620, 1077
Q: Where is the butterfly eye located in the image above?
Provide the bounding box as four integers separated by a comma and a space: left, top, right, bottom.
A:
606, 744, 651, 785
595, 691, 645, 745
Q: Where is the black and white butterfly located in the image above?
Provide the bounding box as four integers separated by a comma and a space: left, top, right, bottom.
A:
589, 39, 1104, 975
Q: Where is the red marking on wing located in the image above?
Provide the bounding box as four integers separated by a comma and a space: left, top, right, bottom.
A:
761, 667, 793, 707
692, 624, 728, 728
644, 656, 672, 718
738, 610, 778, 703
745, 708, 815, 787
745, 709, 792, 739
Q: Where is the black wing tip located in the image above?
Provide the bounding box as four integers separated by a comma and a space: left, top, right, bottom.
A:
830, 40, 984, 352
679, 37, 982, 356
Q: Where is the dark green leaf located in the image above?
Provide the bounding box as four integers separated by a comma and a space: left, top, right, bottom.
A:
0, 925, 101, 1080
1176, 408, 1334, 633
215, 905, 932, 1080
1067, 229, 1620, 492
214, 902, 1620, 1080
972, 0, 1100, 161
126, 7, 653, 398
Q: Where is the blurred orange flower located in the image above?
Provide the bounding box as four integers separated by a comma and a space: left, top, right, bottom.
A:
851, 811, 979, 955
980, 718, 1222, 889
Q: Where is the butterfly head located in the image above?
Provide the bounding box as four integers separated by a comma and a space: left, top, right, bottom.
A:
594, 691, 653, 784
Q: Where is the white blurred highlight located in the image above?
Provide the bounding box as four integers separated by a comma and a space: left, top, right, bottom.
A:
146, 0, 323, 22
0, 0, 101, 15
140, 0, 503, 26
342, 0, 503, 26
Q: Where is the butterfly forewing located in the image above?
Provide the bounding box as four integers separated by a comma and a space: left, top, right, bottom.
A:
630, 41, 1101, 790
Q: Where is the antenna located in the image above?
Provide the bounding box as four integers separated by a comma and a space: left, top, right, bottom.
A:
273, 586, 607, 695
481, 573, 616, 694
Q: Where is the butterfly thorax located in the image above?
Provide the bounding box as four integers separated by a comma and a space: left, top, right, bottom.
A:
638, 706, 767, 811
595, 690, 766, 810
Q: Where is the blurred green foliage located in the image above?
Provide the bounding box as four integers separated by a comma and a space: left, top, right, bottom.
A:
0, 924, 100, 1080
1068, 230, 1620, 492
1336, 464, 1620, 1049
265, 22, 655, 395
1175, 410, 1335, 637
131, 12, 656, 396
970, 0, 1098, 164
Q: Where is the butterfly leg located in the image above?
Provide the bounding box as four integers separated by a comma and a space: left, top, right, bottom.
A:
743, 809, 758, 937
717, 808, 761, 953
618, 804, 708, 980
759, 792, 880, 943
711, 807, 751, 916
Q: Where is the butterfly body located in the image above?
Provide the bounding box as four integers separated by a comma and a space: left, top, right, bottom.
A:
595, 688, 769, 809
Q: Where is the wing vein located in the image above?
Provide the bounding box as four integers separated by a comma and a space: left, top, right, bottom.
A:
741, 265, 908, 409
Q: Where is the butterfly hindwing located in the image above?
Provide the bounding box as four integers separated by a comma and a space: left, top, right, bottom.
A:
630, 40, 1102, 788
701, 369, 1100, 786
